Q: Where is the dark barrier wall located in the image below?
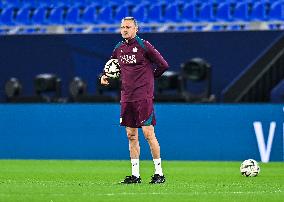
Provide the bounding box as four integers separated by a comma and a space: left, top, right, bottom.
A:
0, 31, 283, 102
0, 104, 283, 161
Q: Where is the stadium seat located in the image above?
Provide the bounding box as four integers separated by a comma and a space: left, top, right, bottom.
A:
81, 4, 97, 24
14, 6, 34, 25
147, 3, 164, 23
164, 3, 181, 22
65, 5, 84, 24
250, 1, 268, 21
32, 5, 50, 25
269, 0, 284, 20
96, 5, 114, 24
131, 3, 148, 23
113, 4, 131, 23
180, 2, 198, 22
232, 1, 250, 21
48, 5, 67, 25
198, 2, 215, 22
0, 6, 17, 25
215, 1, 233, 21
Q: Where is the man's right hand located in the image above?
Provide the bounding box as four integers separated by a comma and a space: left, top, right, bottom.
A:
100, 75, 109, 85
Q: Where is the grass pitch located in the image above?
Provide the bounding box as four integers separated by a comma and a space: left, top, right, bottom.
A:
0, 160, 283, 202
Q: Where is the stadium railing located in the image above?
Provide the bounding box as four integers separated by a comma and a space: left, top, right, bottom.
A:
0, 0, 283, 34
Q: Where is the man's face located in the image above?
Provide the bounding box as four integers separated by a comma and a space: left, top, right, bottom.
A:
120, 19, 138, 40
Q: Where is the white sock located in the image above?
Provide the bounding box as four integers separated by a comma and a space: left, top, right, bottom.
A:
153, 158, 163, 176
131, 159, 140, 177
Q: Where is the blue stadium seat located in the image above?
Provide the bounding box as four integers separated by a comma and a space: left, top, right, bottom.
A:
198, 2, 215, 22
96, 5, 114, 24
65, 5, 83, 24
180, 2, 198, 22
81, 4, 97, 24
269, 0, 284, 20
14, 5, 34, 25
0, 6, 17, 25
113, 4, 131, 23
215, 1, 233, 21
164, 3, 181, 22
232, 1, 250, 21
131, 3, 148, 23
147, 3, 164, 23
32, 5, 49, 25
48, 5, 66, 25
250, 1, 268, 21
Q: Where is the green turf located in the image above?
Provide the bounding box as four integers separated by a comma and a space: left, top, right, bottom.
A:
0, 160, 283, 202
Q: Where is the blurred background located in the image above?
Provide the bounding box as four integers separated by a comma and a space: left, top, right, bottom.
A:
0, 0, 283, 162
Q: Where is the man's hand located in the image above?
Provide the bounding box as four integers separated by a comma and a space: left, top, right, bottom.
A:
100, 75, 109, 85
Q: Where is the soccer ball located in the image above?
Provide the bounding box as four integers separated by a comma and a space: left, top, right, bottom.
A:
240, 159, 260, 177
104, 59, 120, 79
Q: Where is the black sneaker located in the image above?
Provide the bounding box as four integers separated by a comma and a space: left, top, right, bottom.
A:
120, 175, 141, 184
149, 174, 166, 184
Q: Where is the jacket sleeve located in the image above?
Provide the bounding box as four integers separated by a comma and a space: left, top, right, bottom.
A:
144, 40, 169, 78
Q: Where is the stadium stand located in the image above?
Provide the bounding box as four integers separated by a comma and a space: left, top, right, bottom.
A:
222, 32, 284, 102
0, 0, 283, 34
0, 0, 283, 103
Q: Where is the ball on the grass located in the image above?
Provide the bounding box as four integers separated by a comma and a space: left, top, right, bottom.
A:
240, 159, 260, 177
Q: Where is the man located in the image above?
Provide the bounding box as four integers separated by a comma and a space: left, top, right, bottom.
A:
101, 17, 169, 184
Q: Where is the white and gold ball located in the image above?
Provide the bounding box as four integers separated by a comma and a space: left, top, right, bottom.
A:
104, 59, 120, 79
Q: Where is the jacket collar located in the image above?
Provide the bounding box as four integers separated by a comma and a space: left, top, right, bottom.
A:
125, 36, 138, 45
